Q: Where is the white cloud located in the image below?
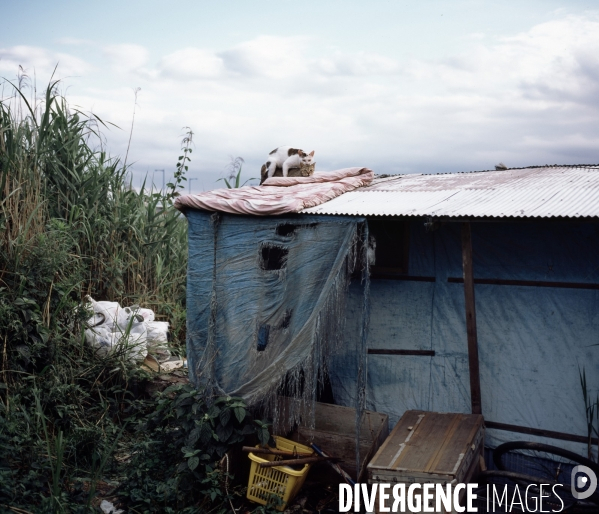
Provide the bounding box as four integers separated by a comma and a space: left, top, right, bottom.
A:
0, 45, 92, 80
314, 51, 399, 76
159, 48, 225, 79
218, 35, 310, 79
103, 44, 149, 74
410, 14, 599, 105
4, 12, 599, 191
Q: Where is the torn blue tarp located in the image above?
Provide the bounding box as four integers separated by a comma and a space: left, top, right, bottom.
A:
185, 210, 368, 409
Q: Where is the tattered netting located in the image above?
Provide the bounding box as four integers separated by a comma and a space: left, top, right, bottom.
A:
185, 210, 370, 472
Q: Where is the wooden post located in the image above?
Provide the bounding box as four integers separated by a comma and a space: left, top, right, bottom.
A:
461, 222, 482, 415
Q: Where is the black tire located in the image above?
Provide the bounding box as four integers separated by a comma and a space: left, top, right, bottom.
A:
493, 441, 599, 508
494, 441, 599, 476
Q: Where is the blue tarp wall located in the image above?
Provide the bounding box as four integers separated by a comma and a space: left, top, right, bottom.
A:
185, 209, 599, 456
185, 210, 367, 413
332, 219, 599, 455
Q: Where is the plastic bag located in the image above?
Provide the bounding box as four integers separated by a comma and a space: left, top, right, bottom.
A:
85, 325, 118, 358
115, 314, 148, 363
84, 296, 126, 328
146, 321, 168, 346
127, 305, 155, 323
146, 321, 170, 361
83, 297, 149, 363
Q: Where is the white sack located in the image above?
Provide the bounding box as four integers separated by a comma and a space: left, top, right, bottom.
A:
146, 321, 170, 361
83, 296, 148, 363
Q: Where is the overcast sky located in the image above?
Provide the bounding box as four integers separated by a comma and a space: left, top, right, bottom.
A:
2, 0, 599, 191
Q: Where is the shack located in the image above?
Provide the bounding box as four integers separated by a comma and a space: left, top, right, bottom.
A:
176, 164, 599, 458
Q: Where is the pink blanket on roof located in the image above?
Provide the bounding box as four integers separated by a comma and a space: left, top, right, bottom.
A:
174, 167, 373, 216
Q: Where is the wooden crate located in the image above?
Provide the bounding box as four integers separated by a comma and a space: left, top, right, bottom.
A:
276, 398, 389, 482
367, 410, 484, 514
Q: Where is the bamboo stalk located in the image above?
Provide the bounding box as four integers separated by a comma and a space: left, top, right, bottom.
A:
258, 456, 327, 468
242, 446, 313, 457
0, 504, 34, 514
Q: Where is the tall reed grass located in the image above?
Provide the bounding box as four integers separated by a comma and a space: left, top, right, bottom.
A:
0, 77, 188, 338
0, 75, 190, 512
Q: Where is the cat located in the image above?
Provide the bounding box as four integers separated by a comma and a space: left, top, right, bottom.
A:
263, 146, 315, 179
260, 161, 315, 184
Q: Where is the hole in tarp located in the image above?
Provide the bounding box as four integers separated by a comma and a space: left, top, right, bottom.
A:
260, 244, 288, 270
257, 325, 270, 351
276, 224, 298, 237
275, 223, 319, 237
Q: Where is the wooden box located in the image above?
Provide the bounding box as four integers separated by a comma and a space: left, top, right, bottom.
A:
276, 398, 389, 481
367, 410, 484, 514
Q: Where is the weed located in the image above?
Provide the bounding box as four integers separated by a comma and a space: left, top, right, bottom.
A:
219, 156, 257, 188
0, 76, 271, 512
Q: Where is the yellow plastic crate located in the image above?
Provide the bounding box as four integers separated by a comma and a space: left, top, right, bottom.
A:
246, 436, 314, 511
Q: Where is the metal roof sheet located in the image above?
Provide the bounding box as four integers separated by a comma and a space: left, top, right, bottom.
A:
301, 165, 599, 218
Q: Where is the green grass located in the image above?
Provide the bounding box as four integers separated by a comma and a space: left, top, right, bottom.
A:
1, 76, 188, 329
0, 77, 271, 513
0, 75, 182, 511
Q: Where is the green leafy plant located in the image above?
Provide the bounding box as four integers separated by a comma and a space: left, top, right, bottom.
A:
117, 384, 273, 512
167, 127, 192, 200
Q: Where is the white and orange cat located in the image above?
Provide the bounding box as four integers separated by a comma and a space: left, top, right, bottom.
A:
264, 146, 315, 178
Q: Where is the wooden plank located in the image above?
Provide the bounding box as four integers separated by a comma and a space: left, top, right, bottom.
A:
368, 412, 484, 473
368, 411, 425, 469
368, 410, 486, 513
372, 440, 485, 514
276, 398, 387, 438
393, 412, 457, 472
462, 222, 482, 415
433, 415, 483, 474
367, 349, 435, 356
486, 420, 599, 445
370, 272, 436, 282
295, 428, 374, 456
242, 446, 312, 457
259, 456, 325, 468
292, 430, 386, 481
448, 276, 599, 290
424, 414, 463, 473
276, 397, 389, 481
371, 437, 485, 484
372, 470, 456, 482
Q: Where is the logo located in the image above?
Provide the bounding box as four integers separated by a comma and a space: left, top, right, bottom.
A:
339, 478, 598, 513
571, 465, 597, 500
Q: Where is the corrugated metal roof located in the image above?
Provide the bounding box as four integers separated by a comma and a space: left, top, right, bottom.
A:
301, 165, 599, 218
